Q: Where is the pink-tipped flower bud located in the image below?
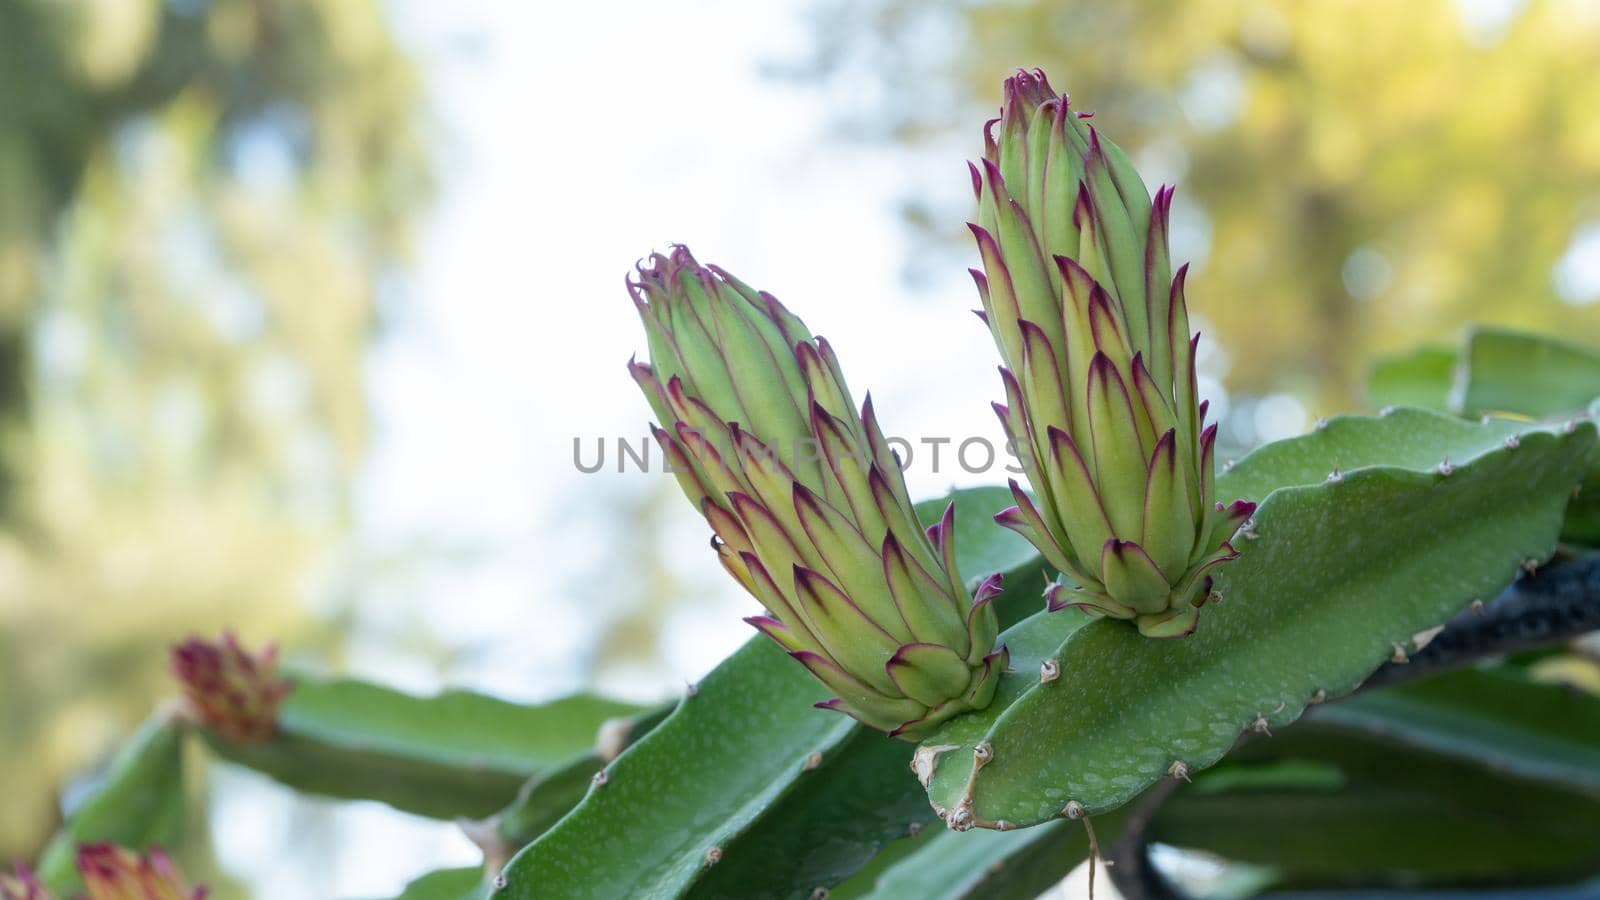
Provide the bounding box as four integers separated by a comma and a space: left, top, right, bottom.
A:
170, 633, 292, 744
973, 71, 1255, 639
0, 865, 49, 900
628, 249, 1006, 739
76, 844, 206, 900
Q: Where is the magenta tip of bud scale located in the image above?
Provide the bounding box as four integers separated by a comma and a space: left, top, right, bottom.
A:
979, 156, 1006, 190
973, 572, 1004, 605
993, 505, 1025, 526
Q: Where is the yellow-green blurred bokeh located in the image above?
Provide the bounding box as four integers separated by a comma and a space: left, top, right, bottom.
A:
802, 0, 1600, 411
0, 0, 428, 862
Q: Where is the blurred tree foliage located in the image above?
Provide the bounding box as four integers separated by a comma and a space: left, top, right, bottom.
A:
0, 0, 429, 858
795, 0, 1600, 412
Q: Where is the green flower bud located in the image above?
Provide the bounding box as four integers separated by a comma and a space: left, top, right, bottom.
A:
628, 247, 1006, 738
971, 71, 1255, 639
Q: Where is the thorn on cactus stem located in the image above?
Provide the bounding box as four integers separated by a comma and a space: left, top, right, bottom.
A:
995, 820, 1014, 831
493, 873, 508, 891
1522, 557, 1540, 575
1471, 598, 1487, 614
595, 717, 635, 762
591, 769, 609, 788
1063, 800, 1086, 819
685, 681, 699, 698
1252, 714, 1272, 735
1391, 642, 1410, 664
973, 741, 994, 769
809, 888, 830, 900
1438, 457, 1454, 476
1380, 405, 1396, 416
1168, 760, 1191, 782
1326, 467, 1343, 484
1208, 588, 1224, 605
1505, 434, 1521, 449
703, 847, 722, 867
1310, 688, 1328, 704
906, 821, 924, 838
1412, 625, 1446, 651
803, 751, 823, 771
1222, 458, 1234, 472
1040, 658, 1060, 683
912, 744, 958, 788
1314, 417, 1328, 430
1565, 419, 1579, 434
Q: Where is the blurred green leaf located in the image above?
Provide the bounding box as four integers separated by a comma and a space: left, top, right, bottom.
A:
389, 866, 490, 900
1310, 666, 1600, 797
207, 680, 644, 820
1366, 344, 1457, 412
35, 714, 185, 895
1457, 327, 1600, 419
843, 818, 1113, 900
1156, 726, 1600, 889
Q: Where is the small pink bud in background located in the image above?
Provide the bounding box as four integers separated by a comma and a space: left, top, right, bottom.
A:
77, 844, 206, 900
0, 865, 49, 900
169, 632, 293, 744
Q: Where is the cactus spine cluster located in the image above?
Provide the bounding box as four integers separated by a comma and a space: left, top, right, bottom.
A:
627, 247, 1006, 738
970, 70, 1255, 638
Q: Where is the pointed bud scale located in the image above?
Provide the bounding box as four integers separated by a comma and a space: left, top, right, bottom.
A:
970, 72, 1252, 638
627, 247, 1004, 738
76, 844, 207, 900
170, 633, 292, 744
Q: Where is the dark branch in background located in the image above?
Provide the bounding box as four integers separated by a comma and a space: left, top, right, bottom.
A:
1363, 551, 1600, 689
1107, 552, 1600, 900
1104, 778, 1184, 900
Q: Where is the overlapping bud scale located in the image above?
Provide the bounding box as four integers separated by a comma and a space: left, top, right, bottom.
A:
971, 70, 1255, 638
628, 247, 1006, 738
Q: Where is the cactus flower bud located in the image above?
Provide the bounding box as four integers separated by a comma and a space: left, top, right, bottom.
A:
170, 633, 292, 744
628, 246, 1007, 738
76, 844, 205, 900
0, 866, 47, 900
970, 70, 1255, 638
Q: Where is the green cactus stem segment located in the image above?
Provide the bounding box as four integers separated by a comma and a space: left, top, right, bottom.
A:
628, 246, 1005, 738
972, 69, 1254, 638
